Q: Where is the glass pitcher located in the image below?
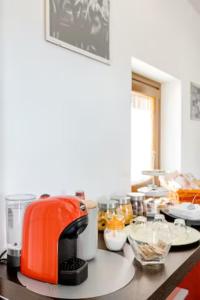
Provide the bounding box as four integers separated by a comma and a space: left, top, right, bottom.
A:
6, 194, 36, 268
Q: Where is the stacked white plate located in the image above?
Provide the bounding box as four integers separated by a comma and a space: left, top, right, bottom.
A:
169, 203, 200, 221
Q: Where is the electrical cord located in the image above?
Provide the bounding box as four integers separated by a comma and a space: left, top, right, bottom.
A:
0, 259, 7, 265
0, 250, 7, 264
0, 250, 7, 259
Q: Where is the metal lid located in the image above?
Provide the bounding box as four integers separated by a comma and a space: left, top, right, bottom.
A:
110, 194, 126, 201
127, 192, 145, 201
5, 194, 36, 203
98, 201, 118, 210
118, 196, 131, 205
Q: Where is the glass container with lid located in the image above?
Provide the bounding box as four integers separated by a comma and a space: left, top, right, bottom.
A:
104, 214, 127, 252
116, 196, 133, 225
127, 192, 146, 219
98, 201, 119, 231
6, 194, 36, 268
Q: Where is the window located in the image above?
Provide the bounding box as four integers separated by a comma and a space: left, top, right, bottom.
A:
131, 73, 161, 184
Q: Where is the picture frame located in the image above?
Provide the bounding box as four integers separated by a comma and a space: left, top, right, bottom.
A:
45, 0, 110, 64
191, 82, 200, 121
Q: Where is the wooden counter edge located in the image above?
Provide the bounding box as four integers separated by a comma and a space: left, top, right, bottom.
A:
148, 246, 200, 300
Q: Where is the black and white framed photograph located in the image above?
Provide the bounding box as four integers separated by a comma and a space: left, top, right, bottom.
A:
45, 0, 110, 64
191, 82, 200, 121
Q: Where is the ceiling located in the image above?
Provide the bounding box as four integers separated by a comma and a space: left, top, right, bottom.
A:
188, 0, 200, 14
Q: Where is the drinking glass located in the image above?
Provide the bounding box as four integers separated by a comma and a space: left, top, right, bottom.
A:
174, 218, 188, 241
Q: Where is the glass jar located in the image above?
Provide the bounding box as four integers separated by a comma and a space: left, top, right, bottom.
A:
116, 197, 133, 225
104, 214, 127, 251
98, 201, 118, 231
145, 198, 158, 217
128, 192, 146, 219
6, 194, 36, 268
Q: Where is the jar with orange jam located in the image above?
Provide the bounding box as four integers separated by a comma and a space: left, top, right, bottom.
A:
116, 197, 133, 225
98, 201, 119, 231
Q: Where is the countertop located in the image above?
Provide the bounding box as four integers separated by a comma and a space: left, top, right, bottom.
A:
0, 234, 200, 300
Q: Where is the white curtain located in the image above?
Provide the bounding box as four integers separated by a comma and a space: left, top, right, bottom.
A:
131, 92, 154, 183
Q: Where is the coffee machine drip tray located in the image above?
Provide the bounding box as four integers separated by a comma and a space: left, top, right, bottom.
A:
17, 249, 135, 299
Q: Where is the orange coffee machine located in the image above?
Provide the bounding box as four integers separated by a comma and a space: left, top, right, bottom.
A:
21, 196, 88, 285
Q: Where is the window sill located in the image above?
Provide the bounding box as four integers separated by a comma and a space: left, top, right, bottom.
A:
131, 178, 153, 192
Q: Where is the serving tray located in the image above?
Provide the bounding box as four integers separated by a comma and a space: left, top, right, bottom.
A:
125, 222, 200, 248
18, 249, 135, 299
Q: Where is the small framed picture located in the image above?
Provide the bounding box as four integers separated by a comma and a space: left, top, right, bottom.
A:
191, 82, 200, 121
45, 0, 110, 64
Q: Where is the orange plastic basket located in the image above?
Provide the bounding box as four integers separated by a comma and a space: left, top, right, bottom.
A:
176, 189, 200, 204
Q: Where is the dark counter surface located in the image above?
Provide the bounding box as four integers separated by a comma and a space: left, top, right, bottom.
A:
0, 234, 200, 300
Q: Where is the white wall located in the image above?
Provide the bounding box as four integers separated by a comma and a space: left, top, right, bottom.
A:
161, 81, 182, 171
129, 0, 200, 177
0, 0, 6, 251
1, 0, 200, 250
2, 0, 132, 200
